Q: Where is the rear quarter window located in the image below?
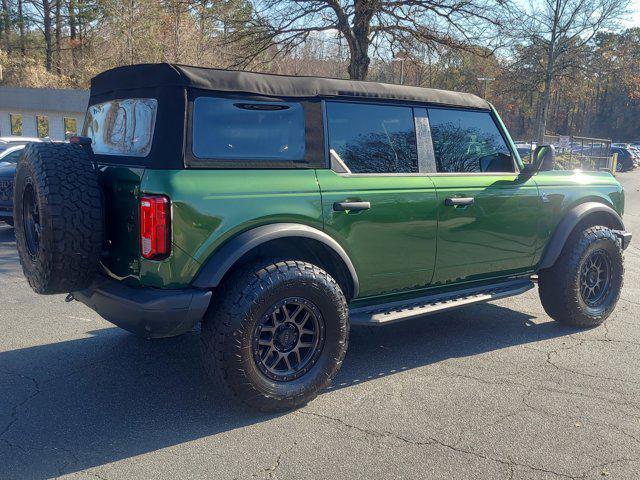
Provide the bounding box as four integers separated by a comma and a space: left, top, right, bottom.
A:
83, 98, 157, 157
191, 97, 306, 161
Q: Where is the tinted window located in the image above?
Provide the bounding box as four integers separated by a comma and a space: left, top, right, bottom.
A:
3, 149, 23, 163
428, 108, 513, 173
192, 97, 305, 161
326, 102, 418, 174
83, 99, 157, 157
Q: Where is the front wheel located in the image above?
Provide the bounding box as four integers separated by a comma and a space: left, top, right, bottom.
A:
539, 226, 623, 328
201, 260, 349, 411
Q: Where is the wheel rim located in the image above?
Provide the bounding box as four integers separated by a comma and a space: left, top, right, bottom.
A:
252, 297, 325, 382
22, 183, 41, 257
579, 249, 612, 307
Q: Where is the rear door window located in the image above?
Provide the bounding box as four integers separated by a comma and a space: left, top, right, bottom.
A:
326, 102, 418, 174
428, 108, 514, 173
192, 97, 306, 161
83, 98, 157, 157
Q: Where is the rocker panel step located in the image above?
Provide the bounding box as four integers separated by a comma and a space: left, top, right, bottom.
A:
349, 279, 534, 326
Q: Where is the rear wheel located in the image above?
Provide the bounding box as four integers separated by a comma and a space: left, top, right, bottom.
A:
201, 259, 349, 411
539, 226, 623, 328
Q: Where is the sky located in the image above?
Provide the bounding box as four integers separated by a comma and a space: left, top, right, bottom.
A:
624, 0, 640, 27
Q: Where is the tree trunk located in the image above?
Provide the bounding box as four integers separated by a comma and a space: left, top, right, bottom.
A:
347, 49, 370, 80
1, 0, 10, 53
128, 0, 135, 65
173, 2, 181, 63
535, 74, 552, 142
346, 0, 374, 80
68, 0, 77, 66
18, 0, 26, 55
534, 36, 557, 143
43, 0, 53, 71
55, 0, 62, 75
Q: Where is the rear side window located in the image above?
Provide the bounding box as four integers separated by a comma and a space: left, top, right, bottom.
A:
428, 108, 513, 173
326, 102, 418, 174
192, 97, 306, 161
83, 99, 157, 157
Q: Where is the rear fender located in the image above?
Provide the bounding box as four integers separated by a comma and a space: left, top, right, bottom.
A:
192, 223, 360, 298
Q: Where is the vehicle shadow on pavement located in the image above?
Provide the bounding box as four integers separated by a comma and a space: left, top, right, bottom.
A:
0, 301, 575, 479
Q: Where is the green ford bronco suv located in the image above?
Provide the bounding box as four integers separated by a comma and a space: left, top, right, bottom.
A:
13, 63, 632, 410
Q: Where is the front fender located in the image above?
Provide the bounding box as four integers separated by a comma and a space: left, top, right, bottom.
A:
538, 202, 625, 270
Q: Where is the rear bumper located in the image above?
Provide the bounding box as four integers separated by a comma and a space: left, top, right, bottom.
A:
73, 276, 212, 339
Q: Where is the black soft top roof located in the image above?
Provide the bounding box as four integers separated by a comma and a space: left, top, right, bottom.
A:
90, 63, 490, 110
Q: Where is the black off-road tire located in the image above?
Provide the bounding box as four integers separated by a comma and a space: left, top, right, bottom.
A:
13, 143, 103, 294
539, 226, 623, 328
201, 260, 349, 411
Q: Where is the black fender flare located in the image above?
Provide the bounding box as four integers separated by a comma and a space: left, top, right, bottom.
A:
539, 202, 625, 270
191, 223, 359, 297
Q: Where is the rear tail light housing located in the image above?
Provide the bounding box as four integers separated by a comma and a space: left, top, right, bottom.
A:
140, 195, 171, 260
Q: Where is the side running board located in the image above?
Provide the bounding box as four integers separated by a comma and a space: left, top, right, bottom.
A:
349, 279, 534, 326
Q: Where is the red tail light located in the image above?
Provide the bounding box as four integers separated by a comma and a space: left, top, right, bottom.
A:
140, 195, 170, 259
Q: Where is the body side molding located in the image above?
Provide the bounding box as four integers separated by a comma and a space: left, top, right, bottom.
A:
191, 223, 359, 297
539, 202, 625, 270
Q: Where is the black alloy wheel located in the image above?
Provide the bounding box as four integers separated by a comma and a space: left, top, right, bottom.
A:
579, 249, 612, 308
253, 297, 325, 382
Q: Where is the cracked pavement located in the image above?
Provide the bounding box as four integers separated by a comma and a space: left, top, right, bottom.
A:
1, 171, 639, 480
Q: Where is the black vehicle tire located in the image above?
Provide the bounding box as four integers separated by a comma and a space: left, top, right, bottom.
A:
4, 218, 13, 227
13, 143, 103, 294
201, 259, 349, 411
539, 226, 623, 328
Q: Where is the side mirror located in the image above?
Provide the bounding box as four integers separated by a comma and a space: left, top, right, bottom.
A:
525, 144, 556, 173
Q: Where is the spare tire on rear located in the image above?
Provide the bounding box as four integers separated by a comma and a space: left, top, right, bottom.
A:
14, 143, 103, 294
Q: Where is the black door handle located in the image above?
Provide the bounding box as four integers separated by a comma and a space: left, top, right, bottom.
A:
333, 201, 371, 212
445, 197, 475, 207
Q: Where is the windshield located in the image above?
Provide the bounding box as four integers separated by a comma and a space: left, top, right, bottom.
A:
83, 98, 157, 157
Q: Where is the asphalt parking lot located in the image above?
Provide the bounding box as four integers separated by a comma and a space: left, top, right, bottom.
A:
1, 172, 639, 480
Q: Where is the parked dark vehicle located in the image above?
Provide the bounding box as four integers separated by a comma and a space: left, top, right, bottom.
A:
611, 147, 636, 171
0, 145, 27, 226
12, 64, 632, 411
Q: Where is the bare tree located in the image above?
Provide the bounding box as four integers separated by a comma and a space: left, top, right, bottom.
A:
68, 0, 77, 65
1, 0, 10, 53
521, 0, 630, 142
43, 0, 52, 70
54, 0, 61, 73
235, 0, 512, 80
17, 0, 26, 55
